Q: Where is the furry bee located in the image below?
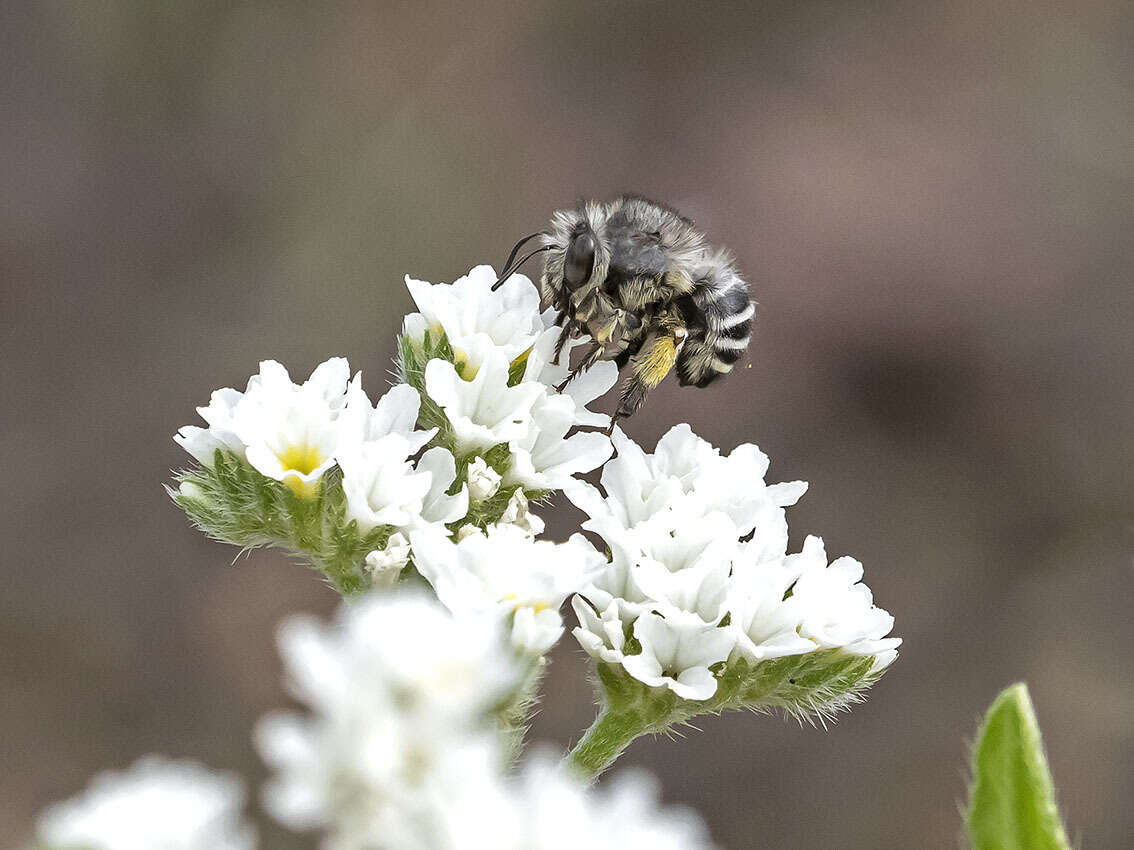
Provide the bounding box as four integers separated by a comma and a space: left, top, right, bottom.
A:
493, 196, 754, 424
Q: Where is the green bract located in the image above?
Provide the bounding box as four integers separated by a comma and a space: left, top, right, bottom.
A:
570, 651, 883, 779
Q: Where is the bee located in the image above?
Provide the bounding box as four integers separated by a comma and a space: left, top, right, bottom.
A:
493, 196, 754, 425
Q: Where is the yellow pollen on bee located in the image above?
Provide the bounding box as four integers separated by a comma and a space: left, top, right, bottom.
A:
277, 444, 326, 498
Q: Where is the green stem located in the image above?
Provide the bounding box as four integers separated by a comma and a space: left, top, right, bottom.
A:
567, 707, 649, 781
498, 658, 546, 765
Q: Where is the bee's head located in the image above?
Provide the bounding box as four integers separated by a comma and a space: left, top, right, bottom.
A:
492, 203, 609, 304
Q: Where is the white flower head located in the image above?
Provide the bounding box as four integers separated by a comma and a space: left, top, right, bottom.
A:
410, 525, 605, 654
571, 425, 899, 704
256, 592, 522, 850
36, 756, 255, 850
567, 425, 806, 543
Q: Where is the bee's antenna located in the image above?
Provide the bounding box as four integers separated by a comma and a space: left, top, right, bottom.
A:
492, 244, 553, 290
498, 232, 543, 273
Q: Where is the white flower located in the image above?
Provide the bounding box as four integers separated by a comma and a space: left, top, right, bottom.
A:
571, 425, 899, 703
174, 387, 246, 464
497, 488, 545, 538
416, 446, 471, 527
339, 381, 435, 453
256, 593, 522, 850
504, 390, 615, 492
339, 435, 435, 531
175, 362, 442, 504
403, 265, 548, 365
466, 456, 502, 501
419, 755, 718, 850
175, 359, 356, 497
424, 340, 547, 455
363, 532, 411, 588
410, 525, 605, 654
780, 535, 902, 664
566, 425, 806, 545
36, 756, 255, 850
622, 611, 736, 701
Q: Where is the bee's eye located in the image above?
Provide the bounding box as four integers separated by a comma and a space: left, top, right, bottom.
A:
564, 232, 596, 289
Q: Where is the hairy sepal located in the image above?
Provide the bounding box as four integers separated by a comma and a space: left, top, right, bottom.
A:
171, 450, 392, 593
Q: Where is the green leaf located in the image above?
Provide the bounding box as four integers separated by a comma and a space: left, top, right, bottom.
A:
966, 683, 1072, 850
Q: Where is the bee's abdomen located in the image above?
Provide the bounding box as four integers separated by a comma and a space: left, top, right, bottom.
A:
675, 259, 753, 387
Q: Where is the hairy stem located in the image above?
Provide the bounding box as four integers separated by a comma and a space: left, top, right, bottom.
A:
498, 658, 547, 765
567, 708, 648, 781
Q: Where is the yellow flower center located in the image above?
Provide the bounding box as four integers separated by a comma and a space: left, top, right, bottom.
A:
277, 444, 326, 498
500, 593, 549, 614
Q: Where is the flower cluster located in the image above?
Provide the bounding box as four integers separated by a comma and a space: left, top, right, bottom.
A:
135, 258, 905, 848
256, 592, 522, 849
567, 425, 899, 764
173, 266, 614, 609
255, 593, 715, 850
35, 756, 255, 850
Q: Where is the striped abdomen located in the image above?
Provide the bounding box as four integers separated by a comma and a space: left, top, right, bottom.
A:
675, 260, 753, 388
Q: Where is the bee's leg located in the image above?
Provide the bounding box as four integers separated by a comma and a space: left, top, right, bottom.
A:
612, 327, 686, 423
552, 321, 576, 365
555, 341, 604, 392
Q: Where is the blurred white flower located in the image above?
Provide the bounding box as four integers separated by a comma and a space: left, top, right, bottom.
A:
36, 755, 255, 850
571, 425, 899, 702
410, 525, 605, 654
256, 593, 521, 850
466, 456, 502, 501
420, 755, 718, 850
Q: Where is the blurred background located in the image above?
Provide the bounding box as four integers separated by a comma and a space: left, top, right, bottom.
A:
2, 1, 1132, 847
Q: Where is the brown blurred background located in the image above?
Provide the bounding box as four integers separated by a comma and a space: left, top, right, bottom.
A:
3, 1, 1132, 847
